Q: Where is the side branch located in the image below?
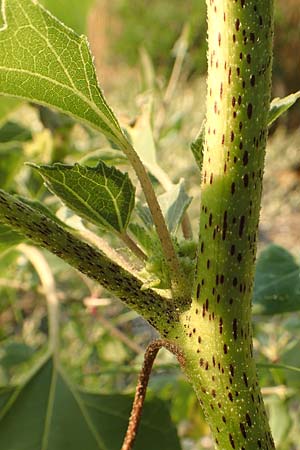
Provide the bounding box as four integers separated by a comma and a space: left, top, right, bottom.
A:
0, 189, 183, 328
121, 339, 185, 450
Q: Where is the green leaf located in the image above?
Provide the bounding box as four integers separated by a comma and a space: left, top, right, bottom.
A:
30, 162, 135, 234
126, 101, 157, 167
0, 356, 181, 450
0, 0, 128, 149
41, 0, 95, 34
137, 180, 192, 234
129, 223, 157, 253
0, 342, 34, 370
158, 180, 192, 234
0, 144, 24, 189
268, 92, 300, 126
190, 121, 205, 171
253, 245, 300, 315
0, 121, 32, 189
79, 148, 127, 167
268, 396, 292, 446
0, 121, 32, 143
0, 224, 24, 253
0, 97, 22, 124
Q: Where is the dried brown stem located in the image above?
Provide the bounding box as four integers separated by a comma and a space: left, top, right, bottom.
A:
121, 339, 184, 450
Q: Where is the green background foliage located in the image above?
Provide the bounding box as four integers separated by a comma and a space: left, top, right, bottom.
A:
0, 0, 299, 449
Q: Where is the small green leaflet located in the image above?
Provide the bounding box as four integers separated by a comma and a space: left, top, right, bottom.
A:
0, 355, 181, 450
268, 91, 300, 126
253, 245, 300, 315
0, 0, 128, 149
30, 162, 135, 234
190, 121, 205, 172
136, 180, 192, 234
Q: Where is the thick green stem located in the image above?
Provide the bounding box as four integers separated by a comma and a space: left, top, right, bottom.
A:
169, 1, 275, 449
0, 189, 185, 332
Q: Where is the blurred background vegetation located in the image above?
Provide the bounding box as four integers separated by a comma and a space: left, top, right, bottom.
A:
0, 0, 300, 449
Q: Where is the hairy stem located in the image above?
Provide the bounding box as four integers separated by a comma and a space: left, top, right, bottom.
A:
0, 189, 186, 331
169, 1, 276, 449
119, 141, 188, 299
121, 339, 185, 450
120, 232, 147, 262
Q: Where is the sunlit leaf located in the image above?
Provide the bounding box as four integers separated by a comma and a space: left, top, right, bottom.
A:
268, 92, 300, 126
0, 0, 128, 149
253, 245, 300, 314
0, 97, 22, 124
30, 162, 135, 233
0, 355, 181, 450
79, 148, 127, 167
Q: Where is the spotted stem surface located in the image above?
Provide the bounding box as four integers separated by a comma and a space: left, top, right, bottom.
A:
170, 1, 276, 449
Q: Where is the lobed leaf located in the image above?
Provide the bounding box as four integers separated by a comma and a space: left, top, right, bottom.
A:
0, 0, 128, 149
253, 245, 300, 315
268, 92, 300, 126
30, 162, 135, 234
0, 355, 181, 450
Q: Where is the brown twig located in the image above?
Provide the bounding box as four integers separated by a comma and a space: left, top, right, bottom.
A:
121, 339, 185, 450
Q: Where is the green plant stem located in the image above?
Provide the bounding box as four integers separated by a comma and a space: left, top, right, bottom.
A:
167, 1, 276, 449
0, 189, 186, 332
120, 231, 147, 262
119, 141, 188, 299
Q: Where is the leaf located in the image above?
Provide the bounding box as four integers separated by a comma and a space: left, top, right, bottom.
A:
0, 224, 24, 253
0, 97, 22, 124
126, 101, 157, 167
268, 92, 300, 126
0, 121, 32, 189
190, 120, 205, 171
79, 148, 127, 167
30, 162, 135, 233
0, 355, 181, 450
0, 143, 24, 189
268, 396, 292, 446
41, 0, 95, 34
253, 245, 300, 315
0, 0, 128, 149
0, 342, 34, 370
136, 180, 192, 234
0, 121, 32, 143
129, 223, 156, 253
158, 180, 192, 234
